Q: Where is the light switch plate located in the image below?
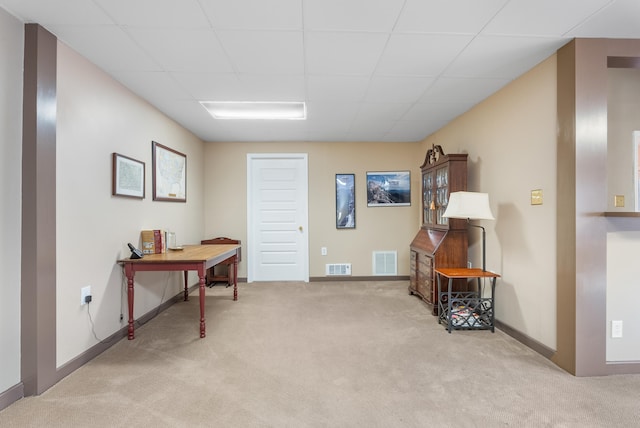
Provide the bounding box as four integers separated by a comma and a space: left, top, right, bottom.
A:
531, 189, 543, 205
612, 320, 623, 338
614, 195, 625, 207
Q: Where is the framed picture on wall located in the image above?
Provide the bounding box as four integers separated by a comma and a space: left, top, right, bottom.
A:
152, 141, 187, 202
366, 171, 411, 206
336, 173, 355, 229
112, 153, 145, 199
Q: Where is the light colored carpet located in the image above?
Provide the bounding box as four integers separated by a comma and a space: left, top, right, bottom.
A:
1, 281, 639, 427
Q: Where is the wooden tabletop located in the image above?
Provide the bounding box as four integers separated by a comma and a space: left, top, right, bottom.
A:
435, 267, 500, 279
119, 244, 239, 264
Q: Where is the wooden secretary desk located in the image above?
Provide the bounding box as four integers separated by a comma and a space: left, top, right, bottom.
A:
409, 145, 468, 315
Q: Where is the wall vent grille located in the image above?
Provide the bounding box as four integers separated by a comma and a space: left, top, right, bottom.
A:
326, 263, 352, 276
373, 251, 397, 276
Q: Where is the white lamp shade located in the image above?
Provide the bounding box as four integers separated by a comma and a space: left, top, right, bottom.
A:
443, 191, 495, 220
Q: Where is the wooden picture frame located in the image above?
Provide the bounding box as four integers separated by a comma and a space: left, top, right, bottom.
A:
336, 173, 355, 229
112, 153, 145, 199
366, 171, 411, 206
152, 141, 187, 202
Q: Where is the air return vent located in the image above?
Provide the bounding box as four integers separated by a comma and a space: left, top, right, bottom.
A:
326, 263, 352, 276
373, 251, 397, 276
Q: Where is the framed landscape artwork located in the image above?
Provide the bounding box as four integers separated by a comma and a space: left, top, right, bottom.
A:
336, 173, 355, 229
366, 171, 411, 207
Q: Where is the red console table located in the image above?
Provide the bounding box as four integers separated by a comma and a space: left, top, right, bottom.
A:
119, 244, 240, 339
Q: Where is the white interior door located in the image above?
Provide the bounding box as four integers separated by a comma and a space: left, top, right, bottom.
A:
247, 154, 309, 282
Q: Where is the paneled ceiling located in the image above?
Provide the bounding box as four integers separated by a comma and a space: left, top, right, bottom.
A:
2, 0, 640, 142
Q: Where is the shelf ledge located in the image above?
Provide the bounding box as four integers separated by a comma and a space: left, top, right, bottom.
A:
604, 212, 640, 217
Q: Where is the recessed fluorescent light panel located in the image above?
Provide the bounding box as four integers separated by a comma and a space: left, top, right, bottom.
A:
200, 101, 306, 120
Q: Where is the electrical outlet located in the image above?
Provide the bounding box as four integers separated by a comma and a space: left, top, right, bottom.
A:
321, 247, 327, 256
612, 320, 623, 338
81, 286, 91, 306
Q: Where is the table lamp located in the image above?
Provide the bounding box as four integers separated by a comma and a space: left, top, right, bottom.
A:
443, 191, 495, 271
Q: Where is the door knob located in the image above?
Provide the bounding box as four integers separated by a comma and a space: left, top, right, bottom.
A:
299, 226, 303, 232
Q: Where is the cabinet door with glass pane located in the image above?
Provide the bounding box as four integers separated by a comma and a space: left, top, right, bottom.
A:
420, 146, 467, 231
422, 171, 434, 225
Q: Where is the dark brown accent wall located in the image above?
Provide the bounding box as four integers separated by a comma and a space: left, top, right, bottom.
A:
555, 40, 578, 375
21, 24, 57, 395
556, 39, 640, 376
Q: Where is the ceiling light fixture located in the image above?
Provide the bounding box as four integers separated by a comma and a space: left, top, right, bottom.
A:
200, 101, 306, 120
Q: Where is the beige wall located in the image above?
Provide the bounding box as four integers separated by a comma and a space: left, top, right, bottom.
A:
423, 56, 559, 349
55, 42, 206, 366
0, 7, 23, 395
203, 141, 422, 278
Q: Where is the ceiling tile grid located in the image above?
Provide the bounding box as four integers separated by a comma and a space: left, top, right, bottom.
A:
1, 0, 639, 142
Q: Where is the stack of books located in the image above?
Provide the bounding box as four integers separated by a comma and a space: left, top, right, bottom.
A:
140, 229, 167, 254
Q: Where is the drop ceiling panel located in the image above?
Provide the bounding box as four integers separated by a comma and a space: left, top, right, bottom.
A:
126, 28, 234, 72
375, 34, 473, 76
349, 118, 396, 135
49, 25, 160, 72
395, 0, 508, 34
112, 71, 193, 102
306, 76, 370, 102
420, 77, 510, 104
94, 0, 209, 28
200, 0, 302, 30
216, 30, 304, 74
348, 124, 398, 142
445, 35, 567, 79
170, 72, 241, 100
305, 101, 360, 130
236, 75, 306, 100
303, 0, 405, 32
0, 0, 111, 24
483, 0, 612, 36
385, 120, 439, 142
305, 32, 389, 75
568, 0, 640, 38
257, 120, 310, 141
172, 73, 306, 101
355, 103, 412, 122
305, 128, 352, 142
402, 102, 472, 122
364, 76, 434, 103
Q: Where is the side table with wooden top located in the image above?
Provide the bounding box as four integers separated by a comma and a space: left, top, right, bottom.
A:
435, 267, 500, 333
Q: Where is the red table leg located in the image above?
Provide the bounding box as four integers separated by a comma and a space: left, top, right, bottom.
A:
125, 264, 135, 340
233, 256, 238, 301
199, 266, 206, 338
183, 270, 189, 301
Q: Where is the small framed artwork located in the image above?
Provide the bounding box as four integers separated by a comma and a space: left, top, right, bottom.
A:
336, 173, 355, 229
112, 153, 145, 199
152, 141, 187, 202
366, 171, 411, 206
